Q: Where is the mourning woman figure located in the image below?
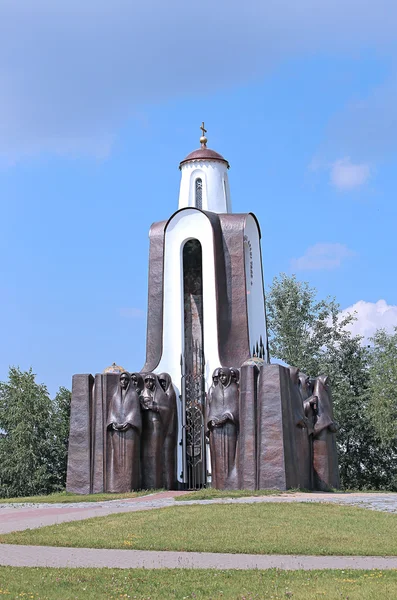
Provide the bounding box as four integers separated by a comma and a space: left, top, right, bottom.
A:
140, 373, 168, 489
206, 367, 239, 489
288, 367, 310, 489
106, 372, 142, 492
312, 375, 340, 491
158, 373, 178, 489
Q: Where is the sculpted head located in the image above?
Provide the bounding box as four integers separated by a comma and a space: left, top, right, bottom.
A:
119, 372, 130, 390
158, 373, 171, 392
219, 368, 229, 387
130, 372, 143, 392
144, 373, 156, 391
230, 368, 239, 384
212, 368, 220, 386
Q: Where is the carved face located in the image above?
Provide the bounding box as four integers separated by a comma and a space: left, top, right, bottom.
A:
230, 369, 238, 384
131, 374, 138, 387
145, 375, 156, 391
159, 378, 166, 391
219, 369, 228, 386
120, 373, 129, 390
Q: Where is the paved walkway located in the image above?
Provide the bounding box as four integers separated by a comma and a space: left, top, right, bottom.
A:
0, 543, 397, 570
1, 491, 397, 535
1, 491, 397, 570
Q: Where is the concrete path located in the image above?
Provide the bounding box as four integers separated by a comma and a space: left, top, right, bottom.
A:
0, 492, 397, 534
1, 543, 397, 570
1, 491, 397, 535
1, 491, 397, 570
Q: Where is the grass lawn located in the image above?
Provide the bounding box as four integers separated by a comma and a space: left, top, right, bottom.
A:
175, 488, 283, 501
0, 490, 161, 504
0, 567, 395, 600
2, 502, 397, 556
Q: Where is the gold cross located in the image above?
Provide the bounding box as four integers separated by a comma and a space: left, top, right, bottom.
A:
200, 122, 207, 137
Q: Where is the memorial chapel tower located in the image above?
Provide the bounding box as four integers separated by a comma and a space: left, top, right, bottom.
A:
67, 124, 340, 495
142, 124, 269, 485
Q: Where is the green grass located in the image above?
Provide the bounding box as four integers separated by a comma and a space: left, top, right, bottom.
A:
2, 502, 397, 556
0, 490, 162, 504
175, 488, 283, 501
0, 567, 397, 600
0, 567, 396, 599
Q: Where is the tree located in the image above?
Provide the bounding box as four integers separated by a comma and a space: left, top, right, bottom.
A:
0, 367, 71, 498
368, 328, 397, 447
266, 273, 353, 375
321, 334, 396, 490
266, 273, 397, 490
49, 386, 72, 490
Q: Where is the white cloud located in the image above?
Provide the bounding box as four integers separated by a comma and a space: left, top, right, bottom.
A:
1, 0, 397, 160
341, 299, 397, 342
119, 307, 145, 319
291, 243, 355, 271
330, 158, 371, 190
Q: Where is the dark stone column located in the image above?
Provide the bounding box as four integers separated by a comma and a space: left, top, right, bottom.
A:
91, 374, 105, 493
66, 374, 94, 494
256, 365, 299, 490
238, 365, 257, 490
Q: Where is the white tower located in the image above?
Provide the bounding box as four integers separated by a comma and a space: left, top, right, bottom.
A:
142, 124, 269, 485
178, 123, 232, 213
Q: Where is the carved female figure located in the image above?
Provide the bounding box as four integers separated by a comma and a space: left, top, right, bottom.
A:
106, 372, 142, 492
158, 372, 177, 489
312, 375, 340, 491
206, 367, 239, 489
140, 373, 168, 489
289, 367, 311, 489
298, 372, 317, 490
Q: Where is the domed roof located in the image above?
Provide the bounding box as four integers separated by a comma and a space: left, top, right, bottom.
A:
103, 362, 126, 374
241, 357, 265, 368
179, 147, 229, 169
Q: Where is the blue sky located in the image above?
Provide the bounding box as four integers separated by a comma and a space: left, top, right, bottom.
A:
1, 0, 397, 395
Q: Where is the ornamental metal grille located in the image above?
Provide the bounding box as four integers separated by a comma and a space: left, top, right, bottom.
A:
195, 178, 203, 209
181, 342, 207, 489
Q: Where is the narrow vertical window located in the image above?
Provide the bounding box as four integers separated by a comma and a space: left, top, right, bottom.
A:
195, 178, 203, 209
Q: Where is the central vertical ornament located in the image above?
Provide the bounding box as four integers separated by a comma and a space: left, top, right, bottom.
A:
182, 239, 206, 488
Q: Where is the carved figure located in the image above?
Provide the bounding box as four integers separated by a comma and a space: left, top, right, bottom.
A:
158, 372, 178, 489
106, 372, 142, 492
230, 367, 240, 385
207, 367, 239, 489
131, 372, 144, 394
140, 373, 167, 489
289, 367, 311, 489
299, 374, 317, 436
312, 375, 340, 491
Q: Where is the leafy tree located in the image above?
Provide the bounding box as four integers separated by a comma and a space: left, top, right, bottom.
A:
368, 328, 397, 447
320, 335, 396, 490
48, 386, 72, 490
266, 273, 397, 490
266, 273, 353, 375
0, 367, 71, 498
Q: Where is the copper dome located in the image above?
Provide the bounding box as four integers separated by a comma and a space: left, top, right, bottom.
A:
179, 147, 230, 169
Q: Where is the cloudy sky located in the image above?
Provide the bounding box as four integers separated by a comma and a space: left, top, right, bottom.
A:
1, 0, 396, 393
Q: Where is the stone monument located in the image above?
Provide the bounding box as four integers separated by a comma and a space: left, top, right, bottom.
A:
66, 124, 340, 493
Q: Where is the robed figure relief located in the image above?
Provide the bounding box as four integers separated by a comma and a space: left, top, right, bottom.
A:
106, 372, 142, 492
158, 373, 178, 489
140, 373, 168, 489
299, 372, 317, 490
312, 375, 340, 491
206, 367, 239, 489
289, 367, 311, 489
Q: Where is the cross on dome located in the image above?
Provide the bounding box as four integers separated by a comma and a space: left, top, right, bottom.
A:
200, 122, 208, 147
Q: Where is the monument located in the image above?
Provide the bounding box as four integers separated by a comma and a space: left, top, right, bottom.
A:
66, 124, 339, 493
